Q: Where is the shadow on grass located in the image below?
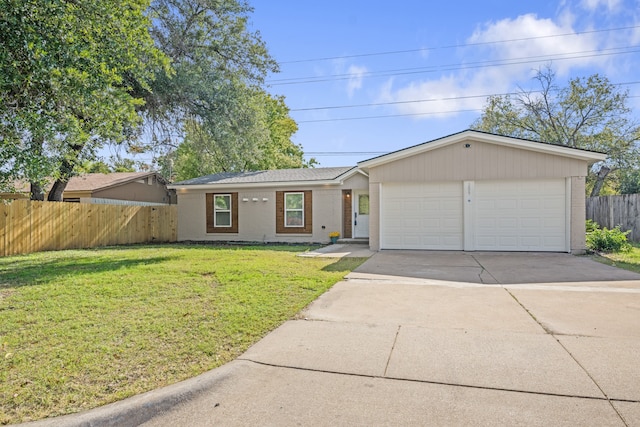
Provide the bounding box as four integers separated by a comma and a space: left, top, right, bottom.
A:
0, 243, 327, 290
321, 257, 369, 272
0, 255, 175, 289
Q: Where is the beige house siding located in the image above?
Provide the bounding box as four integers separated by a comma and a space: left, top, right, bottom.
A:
368, 140, 587, 183
369, 183, 381, 251
176, 184, 359, 243
91, 180, 172, 205
175, 171, 370, 244
570, 177, 587, 253
343, 173, 369, 190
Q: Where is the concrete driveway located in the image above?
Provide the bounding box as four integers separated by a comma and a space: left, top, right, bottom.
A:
28, 249, 640, 427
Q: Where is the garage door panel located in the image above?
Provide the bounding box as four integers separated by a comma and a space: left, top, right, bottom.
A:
475, 179, 566, 252
382, 182, 463, 250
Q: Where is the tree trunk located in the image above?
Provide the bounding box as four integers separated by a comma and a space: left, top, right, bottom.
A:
590, 165, 611, 197
47, 144, 83, 202
47, 179, 69, 202
30, 182, 45, 201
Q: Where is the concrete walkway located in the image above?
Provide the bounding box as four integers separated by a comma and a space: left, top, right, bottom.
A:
297, 243, 376, 258
22, 249, 640, 426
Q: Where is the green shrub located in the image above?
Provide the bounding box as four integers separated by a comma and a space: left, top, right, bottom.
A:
586, 221, 631, 253
585, 219, 599, 233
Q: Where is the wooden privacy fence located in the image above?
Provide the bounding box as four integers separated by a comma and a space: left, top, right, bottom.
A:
0, 200, 177, 257
586, 194, 640, 242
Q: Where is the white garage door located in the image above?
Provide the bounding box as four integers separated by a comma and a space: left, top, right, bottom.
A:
380, 179, 567, 252
381, 182, 463, 250
474, 179, 566, 251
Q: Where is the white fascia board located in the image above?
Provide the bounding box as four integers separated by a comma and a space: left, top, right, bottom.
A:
358, 130, 607, 170
168, 179, 344, 191
472, 132, 607, 162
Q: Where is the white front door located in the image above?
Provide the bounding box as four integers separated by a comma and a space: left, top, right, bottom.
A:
354, 191, 370, 238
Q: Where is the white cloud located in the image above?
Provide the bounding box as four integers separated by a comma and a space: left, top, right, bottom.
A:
378, 13, 610, 119
378, 69, 515, 119
468, 13, 600, 75
346, 65, 368, 98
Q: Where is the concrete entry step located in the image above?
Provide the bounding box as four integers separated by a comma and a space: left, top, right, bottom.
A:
337, 238, 369, 244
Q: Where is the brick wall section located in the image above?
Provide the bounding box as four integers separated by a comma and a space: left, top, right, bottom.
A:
342, 190, 352, 238
275, 190, 312, 234
205, 193, 238, 233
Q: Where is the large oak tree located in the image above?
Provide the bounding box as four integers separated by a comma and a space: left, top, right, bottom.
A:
1, 0, 303, 200
0, 0, 169, 200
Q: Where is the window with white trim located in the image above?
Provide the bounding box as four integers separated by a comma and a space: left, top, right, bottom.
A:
284, 192, 304, 227
214, 194, 232, 227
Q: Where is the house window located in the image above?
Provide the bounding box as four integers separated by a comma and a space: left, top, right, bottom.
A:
206, 193, 238, 233
214, 194, 232, 227
285, 192, 304, 227
358, 194, 370, 215
276, 190, 312, 234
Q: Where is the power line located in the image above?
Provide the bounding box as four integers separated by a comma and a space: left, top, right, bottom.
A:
270, 46, 640, 86
298, 109, 483, 123
291, 81, 640, 112
292, 92, 517, 112
279, 24, 640, 64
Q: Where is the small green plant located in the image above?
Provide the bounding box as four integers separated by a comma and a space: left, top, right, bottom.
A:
585, 219, 599, 233
586, 220, 631, 253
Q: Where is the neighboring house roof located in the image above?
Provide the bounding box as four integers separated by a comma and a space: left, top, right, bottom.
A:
4, 172, 166, 197
169, 167, 362, 189
358, 129, 607, 170
64, 172, 164, 193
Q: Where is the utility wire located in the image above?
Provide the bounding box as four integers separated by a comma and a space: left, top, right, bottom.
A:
270, 46, 640, 86
291, 81, 640, 112
295, 93, 640, 123
298, 109, 483, 123
279, 24, 640, 64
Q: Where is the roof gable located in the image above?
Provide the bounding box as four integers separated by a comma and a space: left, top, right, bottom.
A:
358, 130, 607, 170
64, 172, 162, 193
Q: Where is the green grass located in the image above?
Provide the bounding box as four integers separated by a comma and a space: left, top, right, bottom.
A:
590, 243, 640, 273
0, 244, 367, 424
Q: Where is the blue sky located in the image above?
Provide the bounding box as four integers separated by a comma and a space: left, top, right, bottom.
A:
249, 0, 640, 167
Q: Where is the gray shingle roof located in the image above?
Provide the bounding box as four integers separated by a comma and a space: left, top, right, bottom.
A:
172, 167, 356, 186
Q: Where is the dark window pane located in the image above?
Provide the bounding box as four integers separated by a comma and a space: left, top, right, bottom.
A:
215, 211, 231, 227
286, 211, 303, 226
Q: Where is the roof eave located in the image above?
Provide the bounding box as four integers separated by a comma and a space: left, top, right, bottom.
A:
335, 167, 368, 183
67, 172, 160, 193
168, 178, 346, 191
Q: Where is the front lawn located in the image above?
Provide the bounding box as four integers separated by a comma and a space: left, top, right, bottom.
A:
591, 243, 640, 273
0, 244, 366, 424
